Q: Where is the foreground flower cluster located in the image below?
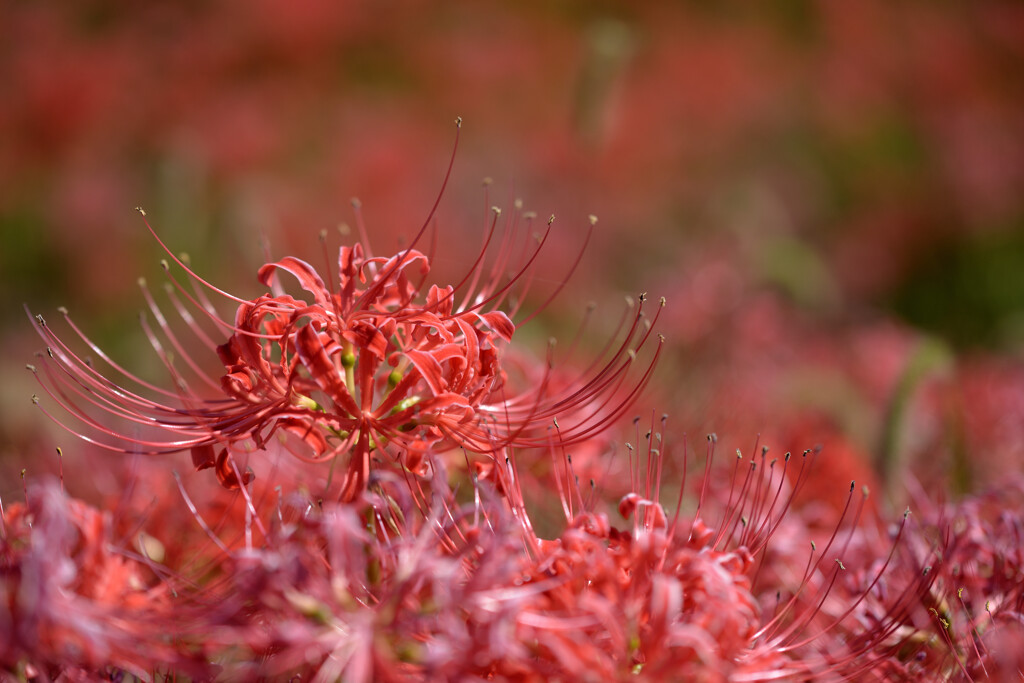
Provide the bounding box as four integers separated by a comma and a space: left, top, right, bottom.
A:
6, 171, 1024, 680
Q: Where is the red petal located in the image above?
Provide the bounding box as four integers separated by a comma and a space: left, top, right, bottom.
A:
190, 444, 216, 471
479, 311, 515, 342
258, 257, 330, 308
405, 348, 446, 395
295, 324, 345, 397
214, 448, 254, 490
343, 321, 389, 360
279, 417, 329, 456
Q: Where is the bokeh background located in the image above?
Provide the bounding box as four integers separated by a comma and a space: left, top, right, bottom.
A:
3, 1, 1024, 507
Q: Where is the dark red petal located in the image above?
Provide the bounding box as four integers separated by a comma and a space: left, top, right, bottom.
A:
214, 448, 253, 490
190, 444, 216, 471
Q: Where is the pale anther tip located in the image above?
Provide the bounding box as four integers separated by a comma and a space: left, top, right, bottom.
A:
588, 214, 598, 226
135, 206, 146, 216
455, 116, 463, 127
57, 306, 68, 315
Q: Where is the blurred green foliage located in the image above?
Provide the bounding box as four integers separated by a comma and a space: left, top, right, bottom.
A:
889, 222, 1024, 350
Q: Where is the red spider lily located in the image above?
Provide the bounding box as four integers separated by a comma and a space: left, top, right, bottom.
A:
0, 479, 210, 679
485, 422, 980, 681
7, 421, 1019, 680
177, 418, 984, 681
888, 476, 1024, 681
27, 130, 664, 501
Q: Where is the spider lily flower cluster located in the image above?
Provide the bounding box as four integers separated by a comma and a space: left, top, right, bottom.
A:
8, 157, 1023, 679
4, 426, 1021, 680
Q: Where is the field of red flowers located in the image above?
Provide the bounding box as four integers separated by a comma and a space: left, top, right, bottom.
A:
3, 2, 1024, 680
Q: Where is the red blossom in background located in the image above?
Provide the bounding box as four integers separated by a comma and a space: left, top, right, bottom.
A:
0, 479, 210, 679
